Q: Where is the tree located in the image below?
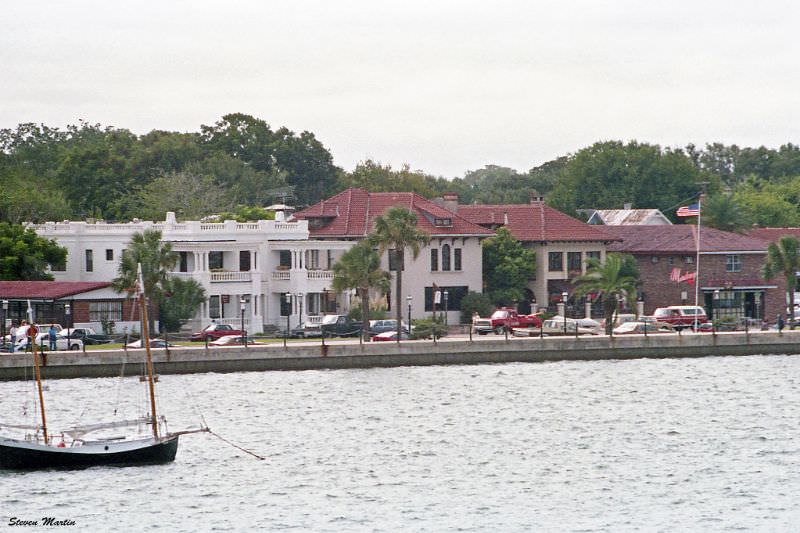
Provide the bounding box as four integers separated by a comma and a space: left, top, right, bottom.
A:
458, 291, 494, 325
482, 227, 536, 305
331, 242, 391, 341
762, 235, 800, 327
0, 223, 66, 280
369, 207, 431, 342
701, 194, 750, 233
159, 277, 207, 332
573, 253, 640, 335
125, 171, 229, 221
111, 229, 178, 334
336, 160, 436, 197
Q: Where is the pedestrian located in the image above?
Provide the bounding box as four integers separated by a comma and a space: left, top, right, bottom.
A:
9, 321, 17, 353
777, 314, 785, 332
48, 324, 57, 351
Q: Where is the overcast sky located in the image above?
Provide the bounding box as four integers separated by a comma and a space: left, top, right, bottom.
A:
2, 1, 799, 177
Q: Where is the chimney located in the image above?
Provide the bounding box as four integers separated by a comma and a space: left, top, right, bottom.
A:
529, 190, 544, 204
442, 193, 459, 213
623, 203, 632, 210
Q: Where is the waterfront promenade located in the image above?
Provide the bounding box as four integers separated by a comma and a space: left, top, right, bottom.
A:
1, 330, 799, 381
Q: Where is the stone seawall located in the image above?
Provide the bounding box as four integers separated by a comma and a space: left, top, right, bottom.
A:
1, 332, 799, 381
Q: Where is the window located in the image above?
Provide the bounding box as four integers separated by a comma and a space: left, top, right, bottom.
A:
279, 250, 291, 269
307, 250, 320, 270
454, 248, 462, 271
89, 301, 122, 322
85, 250, 93, 272
209, 251, 223, 270
684, 256, 694, 264
434, 218, 452, 227
327, 250, 334, 269
388, 249, 403, 271
424, 286, 469, 311
548, 251, 563, 272
179, 252, 189, 273
568, 252, 582, 272
586, 251, 601, 263
239, 251, 251, 272
726, 254, 741, 273
442, 244, 451, 271
209, 296, 220, 319
430, 249, 438, 271
668, 256, 674, 266
105, 249, 114, 261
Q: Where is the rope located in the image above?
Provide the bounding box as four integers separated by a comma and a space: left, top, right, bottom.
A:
206, 428, 266, 461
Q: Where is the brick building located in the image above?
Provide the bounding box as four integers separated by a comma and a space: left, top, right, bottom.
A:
604, 225, 785, 321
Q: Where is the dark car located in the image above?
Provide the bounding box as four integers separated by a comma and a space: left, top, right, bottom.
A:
60, 327, 111, 345
320, 315, 363, 337
367, 320, 409, 337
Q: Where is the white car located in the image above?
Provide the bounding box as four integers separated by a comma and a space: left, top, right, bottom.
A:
12, 327, 83, 351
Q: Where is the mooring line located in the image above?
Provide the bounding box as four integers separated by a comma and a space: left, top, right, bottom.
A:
206, 428, 266, 460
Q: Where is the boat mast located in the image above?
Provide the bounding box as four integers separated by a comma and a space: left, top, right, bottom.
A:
30, 324, 49, 445
137, 264, 159, 440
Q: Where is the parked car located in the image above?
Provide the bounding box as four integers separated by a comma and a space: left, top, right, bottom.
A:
541, 317, 600, 336
14, 330, 84, 351
368, 319, 409, 337
320, 315, 363, 337
59, 327, 111, 345
371, 330, 409, 342
191, 323, 244, 342
613, 321, 675, 335
125, 338, 174, 348
209, 335, 266, 346
651, 306, 708, 330
289, 322, 323, 338
473, 308, 542, 335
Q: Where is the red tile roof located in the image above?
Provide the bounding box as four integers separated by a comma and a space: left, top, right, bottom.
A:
604, 225, 769, 254
746, 227, 800, 243
0, 281, 112, 300
293, 189, 494, 237
457, 203, 617, 243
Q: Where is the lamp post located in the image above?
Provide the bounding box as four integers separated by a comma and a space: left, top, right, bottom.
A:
406, 295, 412, 336
713, 289, 720, 335
284, 293, 291, 347
297, 292, 304, 329
1, 300, 7, 349
562, 291, 569, 335
240, 297, 247, 347
65, 303, 71, 348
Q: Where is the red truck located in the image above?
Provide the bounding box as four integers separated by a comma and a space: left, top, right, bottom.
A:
472, 308, 542, 335
190, 323, 244, 342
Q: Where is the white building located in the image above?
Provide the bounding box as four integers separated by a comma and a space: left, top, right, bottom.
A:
292, 189, 492, 324
31, 212, 354, 333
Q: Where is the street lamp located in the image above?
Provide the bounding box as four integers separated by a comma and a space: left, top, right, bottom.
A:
240, 297, 247, 347
65, 303, 71, 347
297, 292, 304, 328
713, 289, 720, 334
284, 293, 291, 347
406, 295, 412, 335
1, 300, 7, 349
562, 291, 569, 335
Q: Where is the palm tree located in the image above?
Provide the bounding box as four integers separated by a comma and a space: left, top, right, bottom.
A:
762, 235, 800, 327
112, 229, 179, 335
368, 207, 431, 341
573, 253, 640, 335
332, 242, 391, 341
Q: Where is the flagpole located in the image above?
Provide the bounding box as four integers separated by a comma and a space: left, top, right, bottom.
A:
693, 195, 702, 330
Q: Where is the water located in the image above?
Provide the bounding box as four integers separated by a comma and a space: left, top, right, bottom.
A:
2, 355, 800, 532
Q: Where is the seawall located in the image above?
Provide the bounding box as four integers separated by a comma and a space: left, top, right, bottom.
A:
1, 331, 799, 381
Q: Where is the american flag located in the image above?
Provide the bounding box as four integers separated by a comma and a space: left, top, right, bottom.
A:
677, 203, 700, 217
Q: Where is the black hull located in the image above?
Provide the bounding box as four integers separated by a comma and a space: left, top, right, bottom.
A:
0, 435, 179, 470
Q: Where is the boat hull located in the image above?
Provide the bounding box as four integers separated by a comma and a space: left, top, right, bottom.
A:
0, 435, 179, 470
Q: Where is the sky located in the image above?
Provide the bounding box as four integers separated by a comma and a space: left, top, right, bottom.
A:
2, 0, 799, 178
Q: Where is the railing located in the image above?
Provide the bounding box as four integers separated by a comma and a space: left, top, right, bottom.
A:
307, 270, 334, 280
210, 271, 252, 282
306, 315, 323, 324
272, 271, 291, 281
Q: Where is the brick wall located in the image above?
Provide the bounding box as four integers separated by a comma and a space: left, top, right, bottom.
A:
634, 252, 786, 319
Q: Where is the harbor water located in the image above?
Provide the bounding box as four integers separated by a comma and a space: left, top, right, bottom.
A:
2, 354, 800, 531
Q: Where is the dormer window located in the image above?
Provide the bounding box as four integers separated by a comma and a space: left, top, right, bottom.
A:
434, 218, 452, 227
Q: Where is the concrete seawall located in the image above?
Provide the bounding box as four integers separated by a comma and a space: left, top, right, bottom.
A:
2, 331, 800, 381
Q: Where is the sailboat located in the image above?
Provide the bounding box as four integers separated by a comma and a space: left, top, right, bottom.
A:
0, 265, 190, 470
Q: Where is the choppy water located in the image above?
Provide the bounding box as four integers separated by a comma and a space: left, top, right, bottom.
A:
2, 354, 800, 532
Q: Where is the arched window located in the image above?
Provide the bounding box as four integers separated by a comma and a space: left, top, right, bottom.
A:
442, 244, 451, 271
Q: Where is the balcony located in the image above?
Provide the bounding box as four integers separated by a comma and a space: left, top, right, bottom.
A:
307, 270, 334, 280
272, 270, 291, 281
210, 271, 252, 283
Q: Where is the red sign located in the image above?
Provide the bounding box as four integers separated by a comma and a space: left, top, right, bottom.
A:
669, 268, 696, 285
